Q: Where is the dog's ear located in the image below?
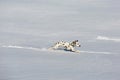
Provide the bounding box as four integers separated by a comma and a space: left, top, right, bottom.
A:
75, 40, 78, 42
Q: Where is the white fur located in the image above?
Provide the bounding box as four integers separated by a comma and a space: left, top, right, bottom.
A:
49, 40, 81, 53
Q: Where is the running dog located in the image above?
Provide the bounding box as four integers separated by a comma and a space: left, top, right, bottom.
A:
49, 40, 81, 53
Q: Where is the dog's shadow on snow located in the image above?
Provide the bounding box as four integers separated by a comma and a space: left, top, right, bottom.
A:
56, 48, 74, 53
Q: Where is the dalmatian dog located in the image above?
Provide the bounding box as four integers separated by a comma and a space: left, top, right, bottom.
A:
49, 40, 81, 53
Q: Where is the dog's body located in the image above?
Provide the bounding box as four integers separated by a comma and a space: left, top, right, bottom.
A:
49, 40, 81, 53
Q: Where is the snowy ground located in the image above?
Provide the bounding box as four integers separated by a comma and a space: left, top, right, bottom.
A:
0, 46, 120, 80
0, 32, 120, 80
0, 0, 120, 80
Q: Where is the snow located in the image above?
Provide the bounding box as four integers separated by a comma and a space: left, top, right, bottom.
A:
0, 0, 120, 80
96, 36, 120, 42
0, 47, 120, 80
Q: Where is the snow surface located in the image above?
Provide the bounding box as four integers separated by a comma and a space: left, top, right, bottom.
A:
0, 0, 120, 80
0, 47, 120, 80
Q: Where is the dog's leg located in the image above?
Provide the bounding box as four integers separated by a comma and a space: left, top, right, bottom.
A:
74, 50, 80, 53
71, 49, 80, 53
48, 43, 60, 50
70, 47, 80, 53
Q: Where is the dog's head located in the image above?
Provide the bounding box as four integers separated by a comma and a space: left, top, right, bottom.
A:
71, 40, 81, 47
